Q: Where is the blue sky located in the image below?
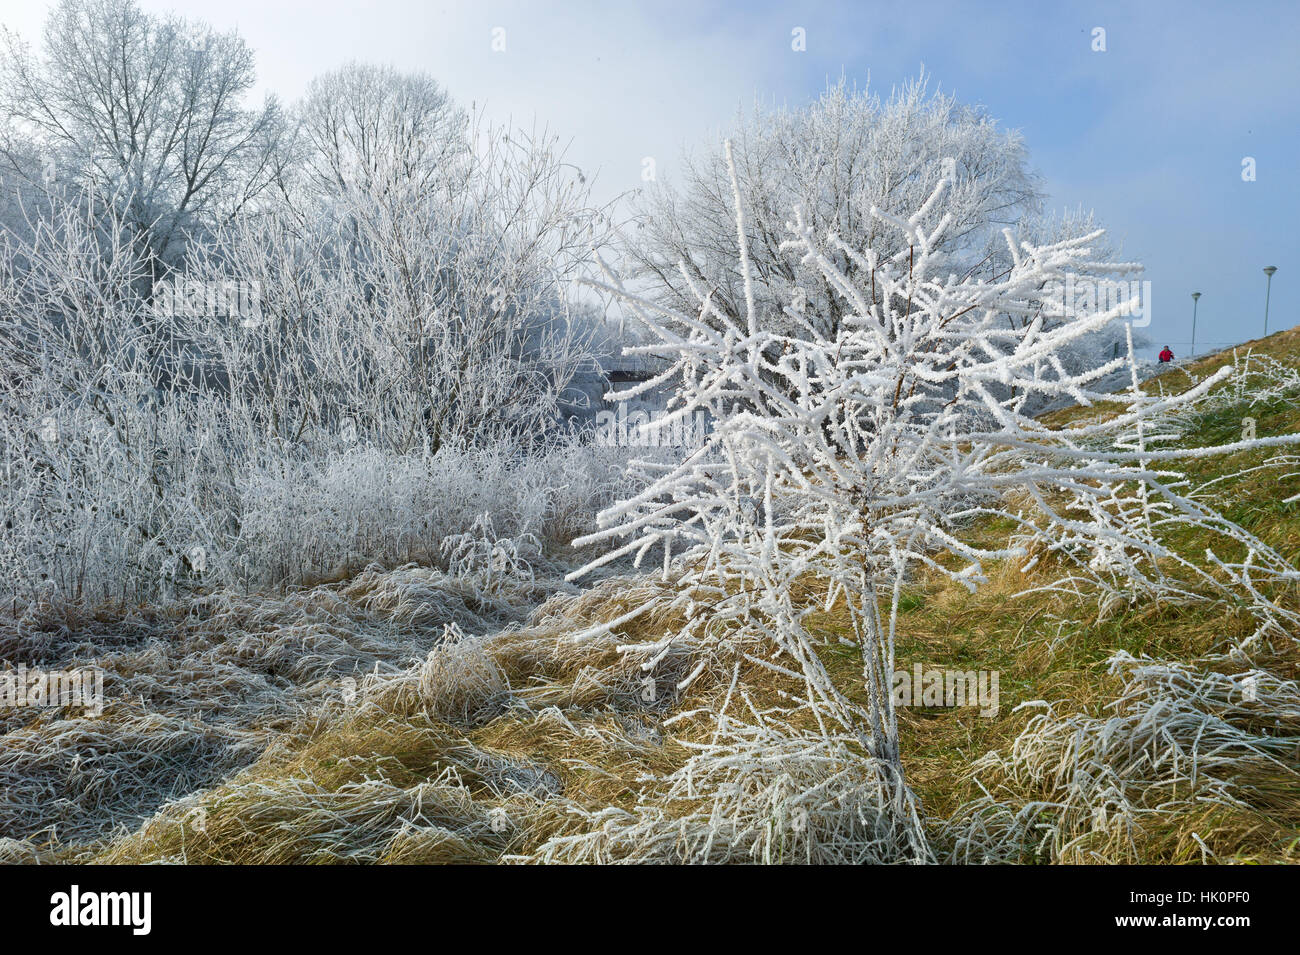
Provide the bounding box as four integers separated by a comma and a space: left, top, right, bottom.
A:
2, 0, 1296, 356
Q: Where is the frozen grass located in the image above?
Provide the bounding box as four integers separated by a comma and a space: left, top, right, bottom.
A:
0, 421, 636, 612
0, 556, 580, 856
515, 709, 926, 864
943, 644, 1300, 864
7, 535, 1296, 864
3, 335, 1299, 865
66, 573, 697, 863
236, 442, 633, 591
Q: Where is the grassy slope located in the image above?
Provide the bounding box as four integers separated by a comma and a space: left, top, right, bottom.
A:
70, 330, 1300, 865
872, 328, 1300, 862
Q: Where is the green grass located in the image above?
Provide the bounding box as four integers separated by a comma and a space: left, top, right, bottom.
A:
839, 329, 1300, 857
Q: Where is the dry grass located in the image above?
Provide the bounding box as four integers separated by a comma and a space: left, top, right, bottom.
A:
4, 334, 1300, 864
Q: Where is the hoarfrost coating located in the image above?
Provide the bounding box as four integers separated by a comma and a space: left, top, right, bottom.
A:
555, 148, 1300, 863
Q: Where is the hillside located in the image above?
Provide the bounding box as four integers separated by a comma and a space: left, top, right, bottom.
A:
3, 331, 1298, 865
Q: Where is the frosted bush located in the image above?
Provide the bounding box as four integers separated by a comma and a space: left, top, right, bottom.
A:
569, 145, 1300, 860
441, 514, 538, 596
0, 87, 632, 613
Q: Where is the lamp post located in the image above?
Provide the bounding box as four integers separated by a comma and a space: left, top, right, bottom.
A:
1191, 292, 1201, 357
1263, 266, 1277, 337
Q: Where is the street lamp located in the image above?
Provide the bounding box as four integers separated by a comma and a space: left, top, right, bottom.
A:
1263, 267, 1277, 337
1191, 292, 1201, 357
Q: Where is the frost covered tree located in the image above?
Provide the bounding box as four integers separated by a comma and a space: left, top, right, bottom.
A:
624, 75, 1040, 341
183, 111, 610, 453
292, 62, 467, 208
0, 52, 619, 607
0, 0, 287, 281
567, 145, 1300, 861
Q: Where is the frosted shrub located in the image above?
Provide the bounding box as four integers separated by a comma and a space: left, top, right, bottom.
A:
0, 195, 233, 607
233, 441, 634, 592
569, 145, 1300, 861
0, 84, 628, 612
441, 514, 538, 596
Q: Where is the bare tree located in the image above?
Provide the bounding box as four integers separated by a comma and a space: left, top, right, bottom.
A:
624, 74, 1041, 340
293, 62, 467, 208
186, 112, 611, 454
559, 151, 1300, 862
0, 0, 287, 283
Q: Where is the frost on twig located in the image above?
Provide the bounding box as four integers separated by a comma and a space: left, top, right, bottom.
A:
565, 148, 1300, 861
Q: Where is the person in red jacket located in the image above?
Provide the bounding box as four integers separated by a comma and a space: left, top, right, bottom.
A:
1158, 345, 1174, 363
